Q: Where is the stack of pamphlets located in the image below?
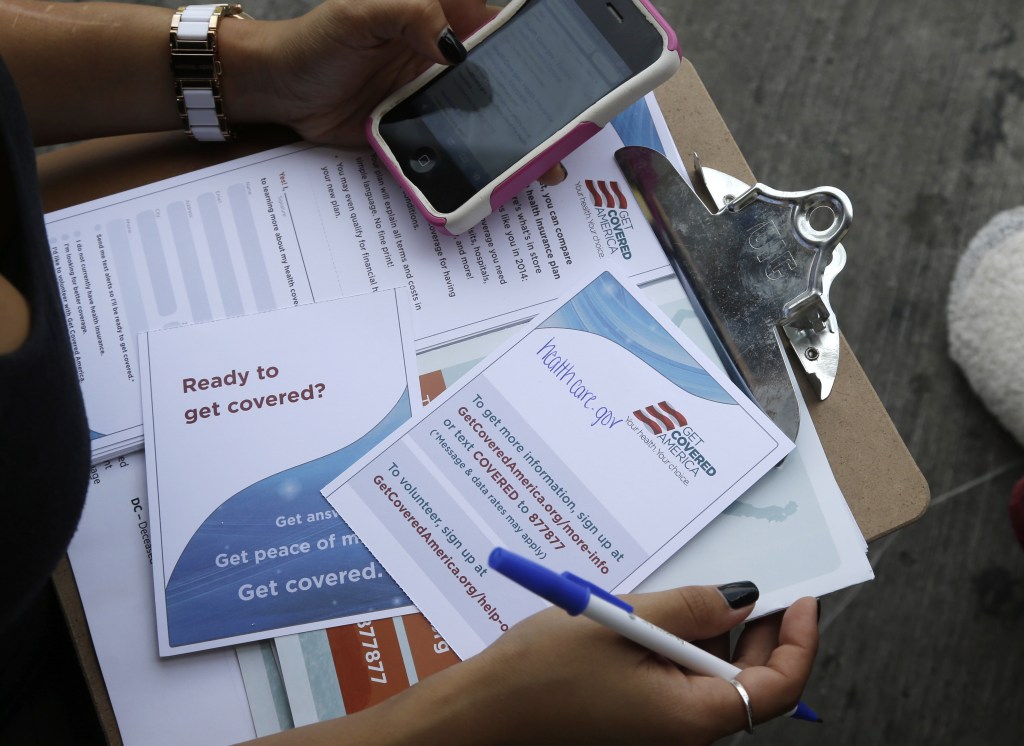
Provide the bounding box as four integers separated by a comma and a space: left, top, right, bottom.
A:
55, 95, 871, 744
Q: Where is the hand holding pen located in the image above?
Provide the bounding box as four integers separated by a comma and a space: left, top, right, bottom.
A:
482, 548, 820, 740
241, 547, 820, 744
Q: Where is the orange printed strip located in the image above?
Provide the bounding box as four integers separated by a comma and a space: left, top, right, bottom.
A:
400, 612, 460, 680
419, 371, 447, 408
327, 619, 409, 714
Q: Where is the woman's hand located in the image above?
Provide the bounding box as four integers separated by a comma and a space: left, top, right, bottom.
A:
287, 584, 819, 746
1, 0, 566, 182
460, 584, 819, 744
223, 0, 494, 147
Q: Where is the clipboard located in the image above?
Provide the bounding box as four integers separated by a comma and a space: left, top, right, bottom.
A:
41, 60, 928, 745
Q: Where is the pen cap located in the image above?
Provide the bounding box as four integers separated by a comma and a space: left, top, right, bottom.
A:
488, 548, 589, 615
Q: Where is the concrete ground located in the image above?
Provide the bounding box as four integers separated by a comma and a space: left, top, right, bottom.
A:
14, 1, 1024, 744
662, 3, 1024, 744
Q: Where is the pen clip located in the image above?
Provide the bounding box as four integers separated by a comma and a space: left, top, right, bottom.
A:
563, 572, 633, 613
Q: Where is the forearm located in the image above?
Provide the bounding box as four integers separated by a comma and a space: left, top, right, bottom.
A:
0, 0, 483, 148
0, 1, 186, 145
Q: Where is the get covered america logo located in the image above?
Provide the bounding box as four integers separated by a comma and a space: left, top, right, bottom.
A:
585, 179, 629, 210
627, 401, 718, 482
583, 179, 637, 260
632, 400, 687, 435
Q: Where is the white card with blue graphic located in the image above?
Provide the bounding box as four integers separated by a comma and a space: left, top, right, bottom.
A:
323, 270, 793, 658
139, 289, 420, 656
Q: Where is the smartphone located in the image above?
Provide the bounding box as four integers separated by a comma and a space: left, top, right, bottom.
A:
367, 0, 680, 235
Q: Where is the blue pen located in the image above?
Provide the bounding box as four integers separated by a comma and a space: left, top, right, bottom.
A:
488, 548, 821, 725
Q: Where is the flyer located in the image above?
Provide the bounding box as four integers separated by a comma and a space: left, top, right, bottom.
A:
323, 270, 793, 657
139, 289, 420, 655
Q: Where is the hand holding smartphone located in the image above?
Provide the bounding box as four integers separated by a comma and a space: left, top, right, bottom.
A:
368, 0, 680, 235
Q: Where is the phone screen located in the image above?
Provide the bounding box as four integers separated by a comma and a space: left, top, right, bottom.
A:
379, 0, 664, 213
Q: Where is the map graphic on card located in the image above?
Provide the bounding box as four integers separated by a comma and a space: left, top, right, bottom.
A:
324, 270, 793, 657
139, 291, 420, 655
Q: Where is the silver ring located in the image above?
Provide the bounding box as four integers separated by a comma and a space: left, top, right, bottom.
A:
728, 678, 754, 734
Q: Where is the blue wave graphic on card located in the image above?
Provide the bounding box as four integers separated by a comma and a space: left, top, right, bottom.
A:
165, 390, 414, 646
611, 98, 664, 154
539, 272, 734, 404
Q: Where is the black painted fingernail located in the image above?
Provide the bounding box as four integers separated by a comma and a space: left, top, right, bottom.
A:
717, 581, 759, 609
438, 28, 467, 64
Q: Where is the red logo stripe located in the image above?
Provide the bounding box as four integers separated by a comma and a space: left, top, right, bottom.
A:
658, 401, 687, 428
633, 409, 663, 435
585, 179, 603, 207
598, 180, 616, 210
645, 405, 675, 432
610, 181, 629, 209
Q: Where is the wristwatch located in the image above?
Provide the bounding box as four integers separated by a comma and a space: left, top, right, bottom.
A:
169, 4, 251, 141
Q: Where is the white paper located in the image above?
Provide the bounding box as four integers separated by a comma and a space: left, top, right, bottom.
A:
66, 454, 256, 746
633, 277, 873, 612
138, 291, 420, 655
637, 401, 873, 606
324, 270, 793, 657
43, 96, 678, 463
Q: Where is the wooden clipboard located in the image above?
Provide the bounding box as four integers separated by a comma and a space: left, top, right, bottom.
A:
41, 59, 927, 745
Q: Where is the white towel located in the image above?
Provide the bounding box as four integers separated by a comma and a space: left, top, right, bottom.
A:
948, 207, 1024, 448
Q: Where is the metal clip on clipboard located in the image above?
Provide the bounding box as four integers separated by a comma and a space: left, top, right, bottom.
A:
614, 146, 852, 443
